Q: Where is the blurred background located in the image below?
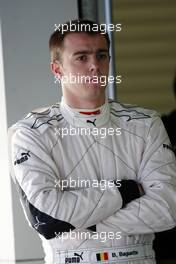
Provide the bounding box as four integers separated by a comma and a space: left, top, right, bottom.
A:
112, 0, 176, 113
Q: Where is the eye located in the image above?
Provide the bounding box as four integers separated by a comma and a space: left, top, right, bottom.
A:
76, 55, 88, 62
97, 53, 108, 60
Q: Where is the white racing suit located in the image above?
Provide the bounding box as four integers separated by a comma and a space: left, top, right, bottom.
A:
8, 99, 176, 264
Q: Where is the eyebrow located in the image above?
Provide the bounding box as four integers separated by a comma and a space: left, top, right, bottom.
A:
73, 49, 109, 56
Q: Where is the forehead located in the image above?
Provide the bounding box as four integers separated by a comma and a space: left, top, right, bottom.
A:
62, 32, 108, 53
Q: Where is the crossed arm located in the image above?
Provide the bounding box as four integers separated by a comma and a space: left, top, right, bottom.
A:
9, 116, 176, 239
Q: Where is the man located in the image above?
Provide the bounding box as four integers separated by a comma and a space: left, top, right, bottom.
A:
9, 20, 176, 264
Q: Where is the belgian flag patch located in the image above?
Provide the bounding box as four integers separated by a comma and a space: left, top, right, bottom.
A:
96, 252, 109, 261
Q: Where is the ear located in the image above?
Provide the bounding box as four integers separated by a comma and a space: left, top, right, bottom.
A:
50, 60, 62, 79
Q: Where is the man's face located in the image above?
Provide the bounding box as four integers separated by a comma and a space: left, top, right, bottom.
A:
53, 32, 110, 108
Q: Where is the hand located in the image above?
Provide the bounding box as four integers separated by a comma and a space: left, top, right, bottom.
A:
115, 179, 144, 208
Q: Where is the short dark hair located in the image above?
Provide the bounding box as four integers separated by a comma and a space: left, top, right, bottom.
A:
49, 19, 110, 62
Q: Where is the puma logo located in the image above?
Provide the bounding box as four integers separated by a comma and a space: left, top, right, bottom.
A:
14, 151, 31, 165
87, 119, 96, 127
65, 252, 84, 263
74, 252, 83, 260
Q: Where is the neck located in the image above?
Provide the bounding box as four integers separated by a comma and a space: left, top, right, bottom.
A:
62, 94, 106, 109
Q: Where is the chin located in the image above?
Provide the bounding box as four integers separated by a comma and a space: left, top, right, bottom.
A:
85, 88, 105, 100
86, 83, 106, 90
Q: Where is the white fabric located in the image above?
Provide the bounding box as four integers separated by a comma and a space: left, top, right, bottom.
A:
9, 99, 176, 264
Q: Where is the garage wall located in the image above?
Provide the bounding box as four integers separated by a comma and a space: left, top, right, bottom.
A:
113, 0, 176, 113
0, 0, 78, 261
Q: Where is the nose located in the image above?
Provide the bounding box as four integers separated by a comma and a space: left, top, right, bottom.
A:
89, 56, 99, 73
